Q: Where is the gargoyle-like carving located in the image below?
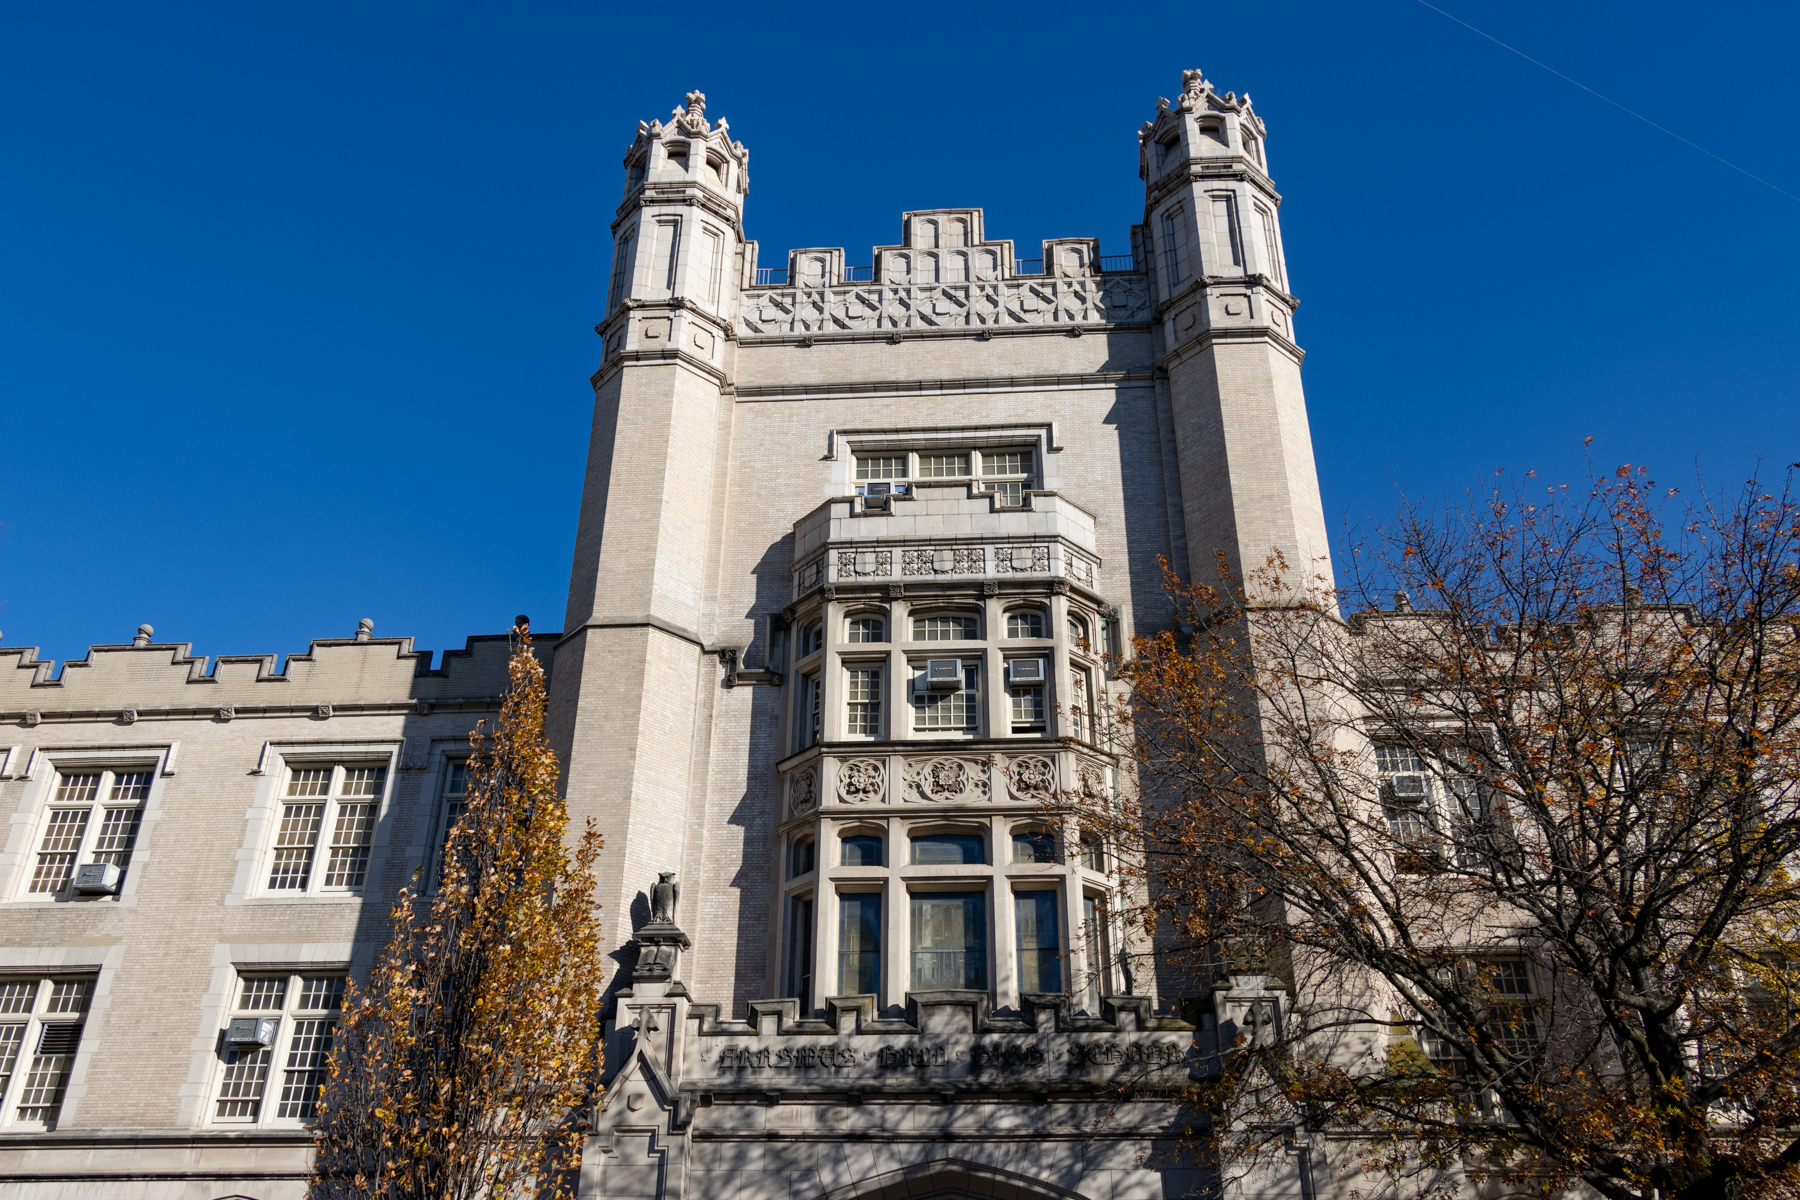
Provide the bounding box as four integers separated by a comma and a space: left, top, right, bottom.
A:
650, 871, 680, 925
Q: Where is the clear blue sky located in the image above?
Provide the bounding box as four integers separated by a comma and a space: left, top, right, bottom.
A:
3, 1, 1796, 669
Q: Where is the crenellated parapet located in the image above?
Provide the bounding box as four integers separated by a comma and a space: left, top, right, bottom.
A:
0, 623, 551, 723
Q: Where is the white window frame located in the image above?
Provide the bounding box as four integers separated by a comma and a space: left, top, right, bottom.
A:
255, 760, 393, 898
844, 664, 884, 739
209, 971, 347, 1128
0, 976, 93, 1130
429, 757, 472, 891
16, 763, 157, 902
910, 659, 981, 735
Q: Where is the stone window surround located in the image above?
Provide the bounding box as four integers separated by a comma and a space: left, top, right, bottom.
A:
823, 423, 1063, 499
774, 810, 1118, 1018
782, 588, 1101, 750
0, 744, 175, 909
225, 740, 401, 907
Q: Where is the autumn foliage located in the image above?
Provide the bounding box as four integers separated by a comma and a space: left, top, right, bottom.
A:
308, 623, 605, 1200
1067, 466, 1800, 1200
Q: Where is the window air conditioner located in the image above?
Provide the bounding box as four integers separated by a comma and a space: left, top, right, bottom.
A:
226, 1017, 279, 1049
1007, 658, 1046, 683
72, 863, 120, 895
1390, 773, 1430, 799
925, 659, 963, 691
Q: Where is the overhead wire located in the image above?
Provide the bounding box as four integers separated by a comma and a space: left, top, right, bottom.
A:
1411, 0, 1800, 205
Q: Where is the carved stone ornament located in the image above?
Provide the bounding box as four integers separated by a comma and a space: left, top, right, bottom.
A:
119, 708, 138, 725
1078, 762, 1108, 801
315, 704, 333, 721
837, 549, 893, 579
22, 712, 40, 728
993, 545, 1049, 574
788, 767, 818, 816
1067, 554, 1097, 587
904, 757, 992, 804
216, 706, 235, 723
1006, 755, 1059, 800
794, 557, 824, 598
650, 871, 681, 924
902, 547, 985, 577
836, 758, 886, 804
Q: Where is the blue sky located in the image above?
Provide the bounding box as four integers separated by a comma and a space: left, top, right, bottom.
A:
2, 1, 1796, 669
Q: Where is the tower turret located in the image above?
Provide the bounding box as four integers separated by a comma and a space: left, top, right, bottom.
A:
1142, 69, 1329, 602
552, 90, 749, 980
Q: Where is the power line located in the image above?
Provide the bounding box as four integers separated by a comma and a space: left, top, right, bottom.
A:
1412, 0, 1800, 205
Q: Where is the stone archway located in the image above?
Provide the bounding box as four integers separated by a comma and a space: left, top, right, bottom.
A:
815, 1157, 1092, 1200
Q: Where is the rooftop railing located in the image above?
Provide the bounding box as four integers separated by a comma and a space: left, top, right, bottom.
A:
1013, 258, 1044, 276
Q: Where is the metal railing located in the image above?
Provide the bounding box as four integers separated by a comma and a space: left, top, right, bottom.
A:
754, 267, 788, 286
843, 265, 874, 282
1013, 258, 1044, 276
1099, 254, 1139, 272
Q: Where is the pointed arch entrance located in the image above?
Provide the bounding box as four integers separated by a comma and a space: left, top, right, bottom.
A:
816, 1157, 1092, 1200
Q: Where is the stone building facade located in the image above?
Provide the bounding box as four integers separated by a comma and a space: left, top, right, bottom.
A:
0, 67, 1325, 1199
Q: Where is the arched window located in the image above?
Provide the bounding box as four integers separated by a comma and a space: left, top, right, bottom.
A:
910, 831, 985, 865
1067, 614, 1090, 651
846, 615, 886, 643
1006, 610, 1045, 639
798, 623, 823, 657
841, 832, 884, 866
1011, 828, 1056, 864
912, 613, 978, 641
788, 836, 816, 878
1079, 830, 1103, 871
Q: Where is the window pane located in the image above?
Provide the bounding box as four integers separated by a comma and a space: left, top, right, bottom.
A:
0, 983, 36, 1015
1012, 831, 1056, 864
1067, 616, 1088, 647
846, 617, 886, 643
1006, 612, 1044, 639
911, 615, 977, 641
788, 838, 816, 879
215, 1044, 272, 1120
988, 481, 1024, 506
837, 894, 881, 995
0, 1024, 24, 1095
17, 1051, 74, 1123
910, 834, 985, 865
322, 803, 374, 888
339, 767, 386, 798
54, 774, 100, 805
108, 772, 152, 802
268, 804, 324, 889
1016, 891, 1062, 993
841, 835, 883, 867
298, 976, 346, 1013
1079, 834, 1102, 871
286, 768, 331, 798
1010, 685, 1045, 728
911, 892, 987, 990
917, 453, 969, 478
91, 807, 143, 872
276, 1017, 336, 1119
31, 810, 90, 894
45, 981, 89, 1014
239, 977, 288, 1011
982, 450, 1031, 477
855, 455, 907, 481
846, 667, 882, 736
785, 895, 815, 1008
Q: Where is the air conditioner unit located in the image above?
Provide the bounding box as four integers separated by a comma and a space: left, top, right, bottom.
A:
864, 482, 892, 497
1007, 658, 1046, 683
1390, 773, 1430, 799
925, 659, 963, 691
72, 863, 120, 895
226, 1017, 279, 1049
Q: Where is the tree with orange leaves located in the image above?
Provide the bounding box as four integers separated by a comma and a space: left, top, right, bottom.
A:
1064, 465, 1800, 1200
308, 620, 605, 1200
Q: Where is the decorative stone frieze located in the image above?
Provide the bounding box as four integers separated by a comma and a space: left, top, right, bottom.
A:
1066, 553, 1097, 588
793, 556, 824, 597
992, 545, 1050, 574
903, 757, 991, 803
901, 547, 985, 577
739, 275, 1151, 338
835, 758, 885, 804
1004, 755, 1058, 800
787, 766, 817, 816
835, 548, 892, 579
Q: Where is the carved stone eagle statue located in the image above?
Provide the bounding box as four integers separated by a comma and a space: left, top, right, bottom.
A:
650, 871, 680, 925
